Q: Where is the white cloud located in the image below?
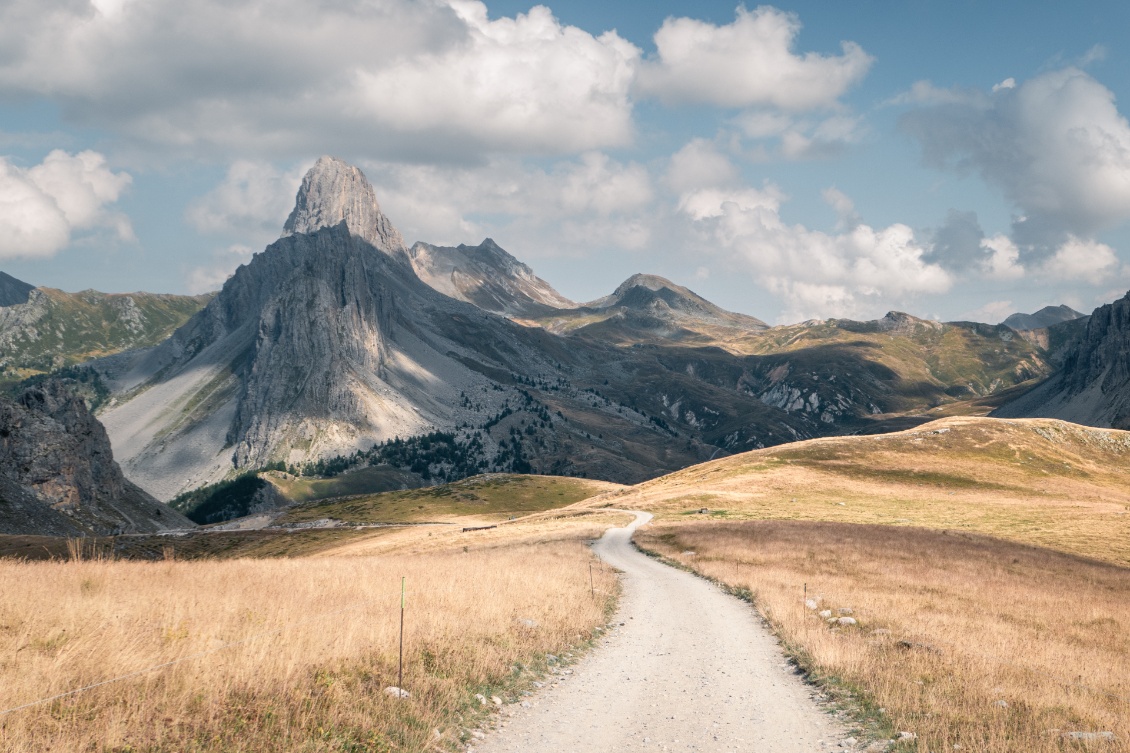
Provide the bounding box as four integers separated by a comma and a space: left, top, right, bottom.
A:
822, 187, 860, 230
680, 186, 951, 320
186, 160, 308, 238
980, 234, 1025, 280
1040, 236, 1120, 285
186, 244, 256, 294
360, 152, 654, 255
903, 68, 1130, 245
0, 0, 640, 160
635, 6, 872, 110
991, 77, 1016, 92
0, 150, 132, 259
965, 300, 1015, 324
664, 139, 739, 193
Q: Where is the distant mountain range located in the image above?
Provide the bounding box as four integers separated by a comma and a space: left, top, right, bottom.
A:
2, 155, 1125, 516
1002, 305, 1086, 331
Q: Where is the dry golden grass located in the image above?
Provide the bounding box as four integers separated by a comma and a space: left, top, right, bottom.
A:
637, 520, 1130, 753
597, 417, 1130, 566
0, 521, 617, 752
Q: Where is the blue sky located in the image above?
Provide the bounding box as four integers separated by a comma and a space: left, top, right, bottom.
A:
2, 0, 1130, 324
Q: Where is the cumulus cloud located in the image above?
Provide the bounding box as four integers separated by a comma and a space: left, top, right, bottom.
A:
635, 6, 872, 110
902, 68, 1130, 244
0, 0, 639, 160
1040, 236, 1119, 285
664, 139, 739, 193
0, 150, 132, 259
679, 185, 951, 320
358, 152, 654, 254
186, 160, 309, 238
981, 234, 1025, 280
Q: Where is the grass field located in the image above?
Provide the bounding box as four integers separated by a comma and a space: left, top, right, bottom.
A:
637, 521, 1130, 752
601, 416, 1130, 567
0, 515, 620, 752
263, 465, 424, 504
275, 474, 623, 526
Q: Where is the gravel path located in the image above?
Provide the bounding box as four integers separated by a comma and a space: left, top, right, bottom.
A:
474, 511, 850, 753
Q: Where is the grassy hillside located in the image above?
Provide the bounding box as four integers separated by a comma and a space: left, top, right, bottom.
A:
602, 416, 1130, 566
0, 287, 210, 382
0, 527, 618, 752
276, 473, 623, 526
638, 521, 1129, 753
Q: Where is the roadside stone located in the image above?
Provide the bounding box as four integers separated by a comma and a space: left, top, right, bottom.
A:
841, 736, 857, 747
838, 617, 858, 626
491, 696, 503, 706
474, 693, 487, 705
384, 686, 410, 698
471, 729, 486, 739
520, 701, 531, 708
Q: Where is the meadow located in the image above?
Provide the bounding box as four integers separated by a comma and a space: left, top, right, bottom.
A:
637, 521, 1130, 752
0, 514, 619, 752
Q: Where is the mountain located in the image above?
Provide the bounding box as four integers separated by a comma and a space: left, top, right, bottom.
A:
96, 157, 742, 498
0, 380, 192, 535
90, 156, 1060, 508
1002, 305, 1086, 331
408, 239, 575, 318
0, 287, 210, 382
0, 271, 34, 307
994, 292, 1130, 428
532, 273, 767, 347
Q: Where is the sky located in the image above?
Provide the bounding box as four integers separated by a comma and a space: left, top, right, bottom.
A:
2, 1, 1130, 324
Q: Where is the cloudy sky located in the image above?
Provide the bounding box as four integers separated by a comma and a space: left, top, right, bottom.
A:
2, 0, 1130, 324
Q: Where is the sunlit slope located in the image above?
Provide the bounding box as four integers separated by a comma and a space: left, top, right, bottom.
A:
276, 473, 623, 526
600, 416, 1130, 565
0, 287, 211, 381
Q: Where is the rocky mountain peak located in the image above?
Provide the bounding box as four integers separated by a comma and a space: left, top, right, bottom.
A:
1002, 305, 1086, 332
612, 273, 675, 296
282, 156, 406, 255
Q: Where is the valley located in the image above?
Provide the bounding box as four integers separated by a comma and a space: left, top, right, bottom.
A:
2, 156, 1129, 753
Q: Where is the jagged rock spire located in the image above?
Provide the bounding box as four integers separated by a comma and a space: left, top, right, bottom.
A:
282, 156, 406, 254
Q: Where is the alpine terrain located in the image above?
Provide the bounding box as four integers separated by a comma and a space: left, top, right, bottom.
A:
88, 157, 1069, 502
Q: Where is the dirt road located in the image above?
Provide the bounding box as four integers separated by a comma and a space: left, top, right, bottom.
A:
475, 512, 850, 753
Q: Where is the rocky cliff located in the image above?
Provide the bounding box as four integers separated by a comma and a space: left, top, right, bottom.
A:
0, 380, 192, 535
994, 292, 1130, 428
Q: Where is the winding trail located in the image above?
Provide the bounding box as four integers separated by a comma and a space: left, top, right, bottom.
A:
476, 512, 848, 753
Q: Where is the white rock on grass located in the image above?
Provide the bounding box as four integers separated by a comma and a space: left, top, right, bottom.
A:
819, 610, 833, 618
475, 693, 487, 705
805, 599, 820, 610
384, 686, 410, 698
491, 696, 503, 706
897, 731, 917, 741
837, 617, 858, 626
1064, 732, 1116, 742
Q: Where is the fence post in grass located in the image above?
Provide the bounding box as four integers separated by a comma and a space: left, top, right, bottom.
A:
398, 576, 405, 695
589, 562, 595, 598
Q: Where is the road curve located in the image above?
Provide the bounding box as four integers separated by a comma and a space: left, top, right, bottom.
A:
475, 511, 848, 753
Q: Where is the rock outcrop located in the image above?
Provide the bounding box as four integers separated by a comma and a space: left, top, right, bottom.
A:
0, 380, 192, 535
408, 238, 575, 318
283, 156, 407, 259
0, 271, 34, 307
994, 292, 1130, 428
